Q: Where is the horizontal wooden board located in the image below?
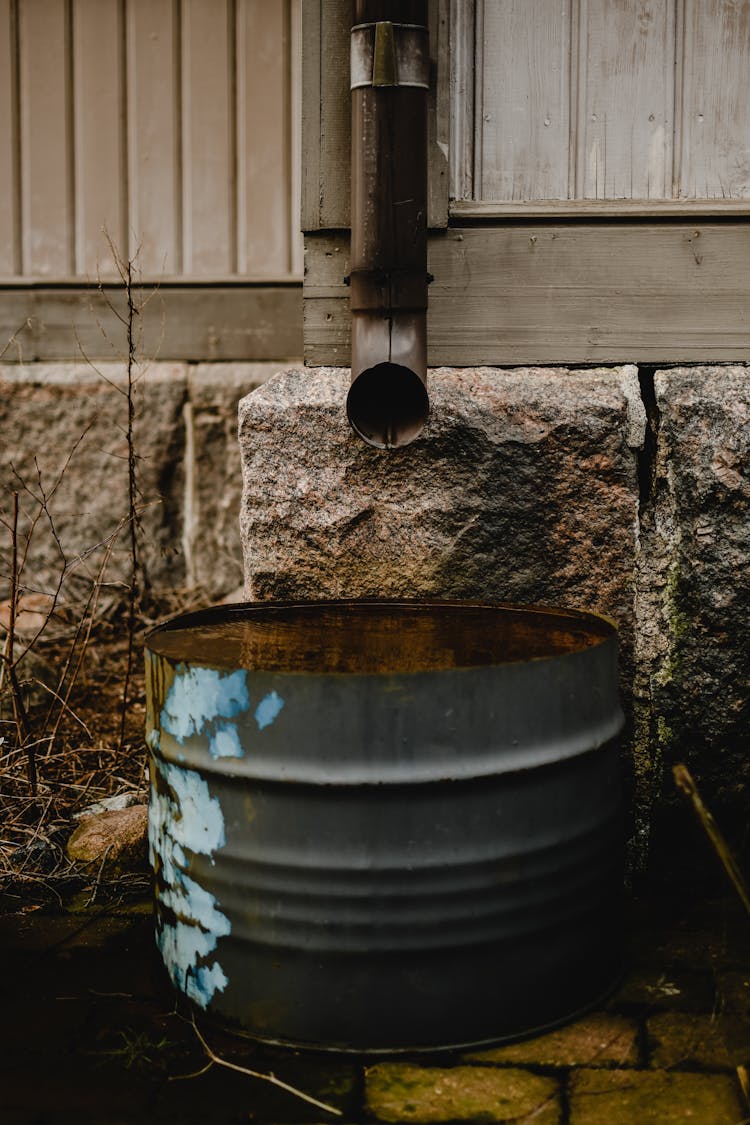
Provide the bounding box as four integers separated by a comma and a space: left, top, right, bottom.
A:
304, 224, 750, 365
452, 199, 750, 220
0, 284, 302, 362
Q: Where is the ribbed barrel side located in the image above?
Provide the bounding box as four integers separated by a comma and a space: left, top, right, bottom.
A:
145, 602, 625, 1051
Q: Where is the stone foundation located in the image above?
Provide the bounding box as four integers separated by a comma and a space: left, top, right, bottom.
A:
239, 365, 750, 864
0, 361, 281, 602
4, 358, 749, 861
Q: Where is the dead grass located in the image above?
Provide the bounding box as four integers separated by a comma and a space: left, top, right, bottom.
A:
0, 587, 206, 909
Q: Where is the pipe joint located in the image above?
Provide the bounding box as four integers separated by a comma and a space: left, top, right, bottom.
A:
351, 22, 429, 90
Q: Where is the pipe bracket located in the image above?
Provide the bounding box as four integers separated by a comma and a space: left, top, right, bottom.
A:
349, 269, 429, 312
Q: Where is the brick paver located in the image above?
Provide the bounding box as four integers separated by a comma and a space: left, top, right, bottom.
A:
1, 895, 749, 1123
568, 1068, 745, 1125
463, 1012, 639, 1068
365, 1063, 560, 1124
647, 1011, 750, 1069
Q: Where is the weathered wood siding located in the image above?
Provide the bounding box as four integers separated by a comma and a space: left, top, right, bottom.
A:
305, 226, 750, 366
304, 0, 750, 365
301, 0, 450, 230
468, 0, 750, 204
0, 0, 302, 281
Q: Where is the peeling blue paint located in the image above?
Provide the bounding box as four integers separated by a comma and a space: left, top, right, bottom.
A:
255, 690, 285, 731
209, 721, 244, 760
149, 759, 230, 1009
146, 728, 160, 751
161, 667, 249, 745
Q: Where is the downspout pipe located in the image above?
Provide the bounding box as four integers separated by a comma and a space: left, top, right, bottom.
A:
347, 0, 430, 449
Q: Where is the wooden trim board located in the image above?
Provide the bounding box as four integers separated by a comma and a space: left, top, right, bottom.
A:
0, 283, 302, 362
304, 224, 750, 365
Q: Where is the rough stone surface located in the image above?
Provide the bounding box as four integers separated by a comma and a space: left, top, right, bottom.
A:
239, 366, 644, 679
637, 366, 750, 820
66, 805, 149, 875
568, 1068, 744, 1124
463, 1013, 639, 1068
647, 1011, 750, 1069
185, 363, 277, 596
365, 1063, 560, 1124
0, 362, 187, 594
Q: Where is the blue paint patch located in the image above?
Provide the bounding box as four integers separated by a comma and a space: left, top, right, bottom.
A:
209, 722, 244, 760
149, 759, 231, 1009
161, 667, 249, 745
146, 728, 160, 751
254, 690, 285, 731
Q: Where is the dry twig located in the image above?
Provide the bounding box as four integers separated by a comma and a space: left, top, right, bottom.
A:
673, 763, 750, 916
170, 1014, 343, 1117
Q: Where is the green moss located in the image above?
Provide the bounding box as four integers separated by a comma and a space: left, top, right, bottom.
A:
656, 716, 675, 752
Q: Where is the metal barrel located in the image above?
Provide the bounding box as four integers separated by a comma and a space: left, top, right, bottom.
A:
145, 599, 625, 1052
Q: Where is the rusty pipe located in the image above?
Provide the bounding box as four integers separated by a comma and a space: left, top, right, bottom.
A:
347, 0, 430, 450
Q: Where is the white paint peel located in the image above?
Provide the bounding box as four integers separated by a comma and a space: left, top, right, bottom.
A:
210, 722, 245, 759
161, 666, 249, 759
254, 690, 285, 731
149, 758, 230, 1008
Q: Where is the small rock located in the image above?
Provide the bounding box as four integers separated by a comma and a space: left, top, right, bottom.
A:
0, 593, 61, 636
72, 792, 144, 820
66, 805, 149, 876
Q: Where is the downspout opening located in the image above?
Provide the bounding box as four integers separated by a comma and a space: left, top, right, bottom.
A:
347, 361, 430, 450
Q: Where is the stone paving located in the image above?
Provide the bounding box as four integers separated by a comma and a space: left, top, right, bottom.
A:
1, 893, 749, 1124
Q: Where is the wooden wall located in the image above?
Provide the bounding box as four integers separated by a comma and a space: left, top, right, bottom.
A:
467, 0, 750, 206
303, 0, 750, 367
0, 0, 302, 281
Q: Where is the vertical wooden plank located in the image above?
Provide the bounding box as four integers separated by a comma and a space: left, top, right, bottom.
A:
300, 0, 321, 230
289, 0, 303, 275
181, 0, 234, 274
428, 0, 450, 226
19, 0, 72, 275
301, 0, 447, 230
237, 0, 289, 276
576, 0, 675, 200
679, 0, 750, 199
450, 0, 475, 202
316, 0, 350, 228
0, 0, 19, 275
126, 0, 181, 274
479, 0, 572, 201
72, 0, 125, 277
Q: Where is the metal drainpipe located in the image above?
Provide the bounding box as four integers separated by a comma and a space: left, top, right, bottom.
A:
347, 0, 430, 450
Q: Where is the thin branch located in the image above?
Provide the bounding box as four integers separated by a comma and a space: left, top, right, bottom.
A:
45, 533, 118, 747
183, 1015, 343, 1117
0, 318, 33, 362
674, 764, 750, 916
